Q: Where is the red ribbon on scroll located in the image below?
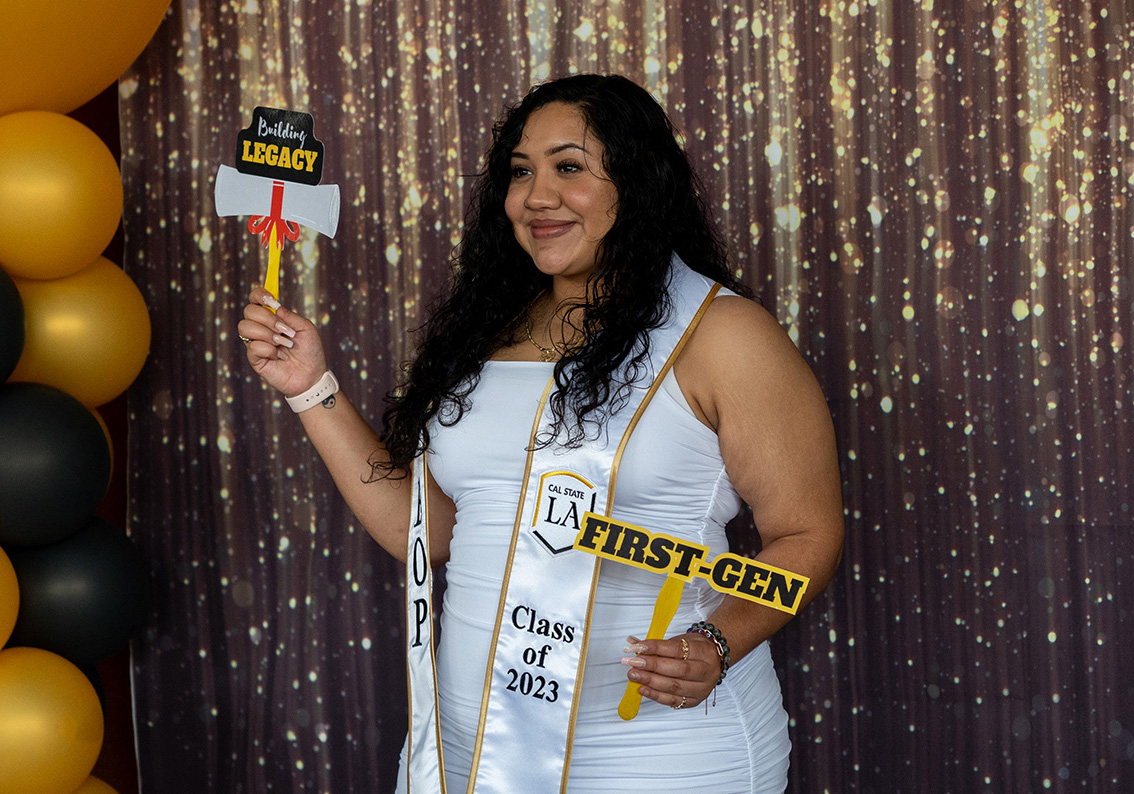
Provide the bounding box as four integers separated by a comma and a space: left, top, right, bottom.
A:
247, 181, 300, 249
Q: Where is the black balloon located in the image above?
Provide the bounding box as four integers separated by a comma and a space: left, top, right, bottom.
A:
0, 267, 24, 381
4, 517, 148, 667
0, 382, 111, 546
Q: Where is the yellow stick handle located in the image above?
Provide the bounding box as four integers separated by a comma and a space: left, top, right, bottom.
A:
263, 225, 281, 311
617, 575, 684, 721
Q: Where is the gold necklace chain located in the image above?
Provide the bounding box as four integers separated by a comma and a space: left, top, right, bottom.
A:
524, 315, 562, 362
522, 290, 583, 362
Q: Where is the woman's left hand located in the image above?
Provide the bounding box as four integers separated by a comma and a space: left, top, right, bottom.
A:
622, 632, 721, 710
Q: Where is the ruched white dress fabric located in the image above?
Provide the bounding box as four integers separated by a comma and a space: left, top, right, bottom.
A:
396, 359, 790, 794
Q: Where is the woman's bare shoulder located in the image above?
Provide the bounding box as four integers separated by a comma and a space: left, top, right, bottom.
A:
681, 294, 811, 388
693, 294, 792, 356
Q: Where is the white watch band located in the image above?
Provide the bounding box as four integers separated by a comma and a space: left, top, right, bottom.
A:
286, 370, 340, 412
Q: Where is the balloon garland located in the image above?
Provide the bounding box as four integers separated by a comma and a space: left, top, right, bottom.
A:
8, 258, 151, 407
0, 1, 170, 117
0, 647, 105, 794
0, 3, 171, 792
6, 518, 147, 669
0, 384, 112, 546
0, 112, 122, 280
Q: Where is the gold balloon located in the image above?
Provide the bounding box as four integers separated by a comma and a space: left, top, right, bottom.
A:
0, 112, 123, 280
0, 547, 17, 648
0, 647, 104, 794
0, 0, 171, 117
9, 258, 151, 407
69, 776, 120, 794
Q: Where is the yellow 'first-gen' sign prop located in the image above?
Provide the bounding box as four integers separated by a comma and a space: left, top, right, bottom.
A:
574, 512, 809, 615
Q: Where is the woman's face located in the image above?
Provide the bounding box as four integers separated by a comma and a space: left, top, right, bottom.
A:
504, 102, 618, 284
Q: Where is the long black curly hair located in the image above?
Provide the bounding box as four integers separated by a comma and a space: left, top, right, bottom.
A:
375, 73, 748, 476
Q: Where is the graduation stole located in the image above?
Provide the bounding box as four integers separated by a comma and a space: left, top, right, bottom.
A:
405, 259, 721, 793
404, 452, 447, 793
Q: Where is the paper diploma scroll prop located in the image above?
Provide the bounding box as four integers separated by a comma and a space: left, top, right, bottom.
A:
572, 511, 810, 721
214, 107, 340, 303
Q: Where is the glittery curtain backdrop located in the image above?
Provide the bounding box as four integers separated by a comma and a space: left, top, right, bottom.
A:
120, 1, 1133, 791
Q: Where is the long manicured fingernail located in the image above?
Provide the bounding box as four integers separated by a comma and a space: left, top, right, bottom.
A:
261, 294, 281, 310
272, 334, 294, 349
623, 641, 647, 654
275, 321, 296, 338
621, 656, 645, 668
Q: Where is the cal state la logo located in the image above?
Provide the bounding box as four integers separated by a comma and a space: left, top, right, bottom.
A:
531, 471, 598, 555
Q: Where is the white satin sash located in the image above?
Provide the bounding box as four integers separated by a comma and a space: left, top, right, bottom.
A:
406, 258, 722, 794
404, 453, 446, 793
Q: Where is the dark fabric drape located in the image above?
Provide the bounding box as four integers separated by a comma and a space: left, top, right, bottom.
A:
122, 1, 1133, 791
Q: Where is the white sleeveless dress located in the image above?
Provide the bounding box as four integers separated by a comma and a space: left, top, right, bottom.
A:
399, 359, 790, 793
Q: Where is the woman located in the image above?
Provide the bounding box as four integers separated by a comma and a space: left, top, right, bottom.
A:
239, 74, 843, 793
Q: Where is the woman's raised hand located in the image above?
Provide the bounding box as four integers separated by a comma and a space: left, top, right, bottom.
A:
238, 287, 328, 397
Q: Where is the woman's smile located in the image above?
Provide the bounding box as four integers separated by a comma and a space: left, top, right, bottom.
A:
529, 219, 577, 239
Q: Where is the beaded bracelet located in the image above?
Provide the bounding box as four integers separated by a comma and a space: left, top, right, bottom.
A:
687, 621, 731, 686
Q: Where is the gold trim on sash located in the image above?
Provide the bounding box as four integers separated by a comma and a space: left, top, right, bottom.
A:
466, 376, 557, 791
608, 283, 722, 506
559, 544, 603, 792
406, 455, 447, 794
404, 654, 412, 791
425, 457, 448, 794
559, 281, 722, 789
